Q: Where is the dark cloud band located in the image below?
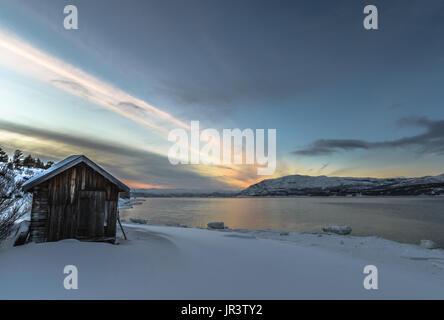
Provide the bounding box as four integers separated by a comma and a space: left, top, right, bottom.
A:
0, 120, 233, 190
293, 117, 444, 157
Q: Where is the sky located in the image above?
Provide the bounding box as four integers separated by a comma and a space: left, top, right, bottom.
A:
1, 0, 444, 191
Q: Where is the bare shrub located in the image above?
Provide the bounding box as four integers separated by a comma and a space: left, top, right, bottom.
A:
0, 165, 28, 241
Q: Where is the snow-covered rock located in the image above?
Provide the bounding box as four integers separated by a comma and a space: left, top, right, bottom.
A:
207, 222, 225, 229
322, 226, 352, 235
420, 240, 439, 250
129, 217, 148, 225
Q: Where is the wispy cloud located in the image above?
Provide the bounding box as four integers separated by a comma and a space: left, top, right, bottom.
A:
0, 29, 231, 170
317, 163, 329, 173
0, 29, 189, 137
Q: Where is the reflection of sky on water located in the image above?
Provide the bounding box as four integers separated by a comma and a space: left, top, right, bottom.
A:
121, 197, 444, 246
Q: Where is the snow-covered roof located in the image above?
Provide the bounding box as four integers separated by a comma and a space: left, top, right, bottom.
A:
22, 155, 130, 193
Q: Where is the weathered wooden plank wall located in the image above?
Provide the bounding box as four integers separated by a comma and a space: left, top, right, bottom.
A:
29, 163, 120, 242
30, 185, 49, 243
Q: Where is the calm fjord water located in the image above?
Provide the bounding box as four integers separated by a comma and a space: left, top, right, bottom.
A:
121, 197, 444, 247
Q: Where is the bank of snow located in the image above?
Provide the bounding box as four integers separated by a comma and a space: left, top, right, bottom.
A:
0, 224, 443, 299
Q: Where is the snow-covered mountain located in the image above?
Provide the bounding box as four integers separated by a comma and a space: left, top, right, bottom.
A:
240, 174, 444, 196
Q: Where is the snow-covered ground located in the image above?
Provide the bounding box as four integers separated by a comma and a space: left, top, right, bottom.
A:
0, 224, 443, 299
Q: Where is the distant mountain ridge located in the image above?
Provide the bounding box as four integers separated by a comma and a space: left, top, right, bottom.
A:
130, 174, 444, 197
131, 188, 237, 198
240, 174, 444, 196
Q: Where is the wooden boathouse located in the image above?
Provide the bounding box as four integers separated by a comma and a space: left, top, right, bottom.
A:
22, 155, 130, 243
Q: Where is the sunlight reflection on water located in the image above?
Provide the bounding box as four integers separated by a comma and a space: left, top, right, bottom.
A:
121, 197, 444, 246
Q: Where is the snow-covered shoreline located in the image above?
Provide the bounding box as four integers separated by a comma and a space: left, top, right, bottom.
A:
0, 223, 443, 299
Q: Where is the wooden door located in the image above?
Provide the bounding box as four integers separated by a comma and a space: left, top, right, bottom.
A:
77, 191, 106, 239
